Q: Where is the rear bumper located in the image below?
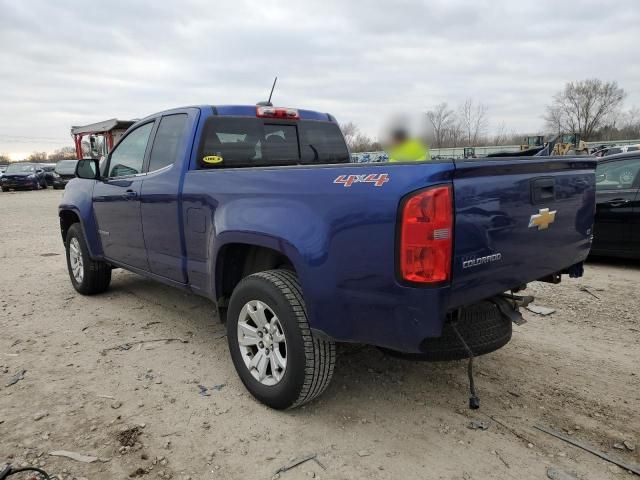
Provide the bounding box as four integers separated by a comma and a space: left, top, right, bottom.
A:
310, 283, 451, 354
309, 260, 583, 354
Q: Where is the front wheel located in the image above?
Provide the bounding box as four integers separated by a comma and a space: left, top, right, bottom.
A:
227, 270, 336, 409
65, 223, 112, 295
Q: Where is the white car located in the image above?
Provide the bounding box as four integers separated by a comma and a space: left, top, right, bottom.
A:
596, 144, 640, 157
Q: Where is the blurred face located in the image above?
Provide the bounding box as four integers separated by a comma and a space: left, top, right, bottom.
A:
391, 129, 408, 146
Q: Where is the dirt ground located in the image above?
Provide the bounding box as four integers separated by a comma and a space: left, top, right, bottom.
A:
1, 189, 638, 480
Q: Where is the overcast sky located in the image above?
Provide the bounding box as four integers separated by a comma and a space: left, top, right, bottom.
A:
1, 0, 639, 159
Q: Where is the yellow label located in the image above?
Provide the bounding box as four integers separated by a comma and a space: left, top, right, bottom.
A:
203, 155, 223, 164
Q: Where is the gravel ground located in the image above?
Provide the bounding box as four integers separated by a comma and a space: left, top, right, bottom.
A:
0, 189, 638, 480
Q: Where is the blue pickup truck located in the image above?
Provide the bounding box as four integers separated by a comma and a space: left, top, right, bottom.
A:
59, 105, 596, 409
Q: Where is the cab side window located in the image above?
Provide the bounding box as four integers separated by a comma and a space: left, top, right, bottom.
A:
148, 114, 188, 173
108, 122, 154, 178
596, 157, 640, 191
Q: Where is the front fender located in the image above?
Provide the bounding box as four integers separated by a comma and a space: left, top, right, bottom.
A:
58, 178, 103, 258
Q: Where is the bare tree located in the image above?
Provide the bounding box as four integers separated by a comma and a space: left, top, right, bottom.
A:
492, 122, 510, 145
48, 146, 77, 160
340, 122, 379, 152
544, 79, 626, 140
340, 122, 358, 149
426, 103, 455, 148
27, 151, 48, 162
0, 153, 10, 163
446, 119, 465, 148
459, 99, 488, 146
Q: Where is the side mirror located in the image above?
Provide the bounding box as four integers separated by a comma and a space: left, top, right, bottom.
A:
76, 159, 100, 180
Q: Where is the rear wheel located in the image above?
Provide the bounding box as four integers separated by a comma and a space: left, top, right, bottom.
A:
227, 270, 336, 409
65, 223, 111, 295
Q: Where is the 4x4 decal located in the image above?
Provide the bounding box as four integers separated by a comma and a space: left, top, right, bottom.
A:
333, 173, 389, 187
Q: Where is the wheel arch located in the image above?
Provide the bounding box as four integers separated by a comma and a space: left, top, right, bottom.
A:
58, 207, 103, 258
59, 209, 80, 242
214, 237, 299, 307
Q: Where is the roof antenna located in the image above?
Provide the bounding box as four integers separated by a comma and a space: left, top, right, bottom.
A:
257, 77, 277, 107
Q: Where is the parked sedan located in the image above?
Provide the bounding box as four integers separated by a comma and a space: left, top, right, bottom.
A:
0, 163, 47, 191
591, 152, 640, 258
52, 160, 78, 189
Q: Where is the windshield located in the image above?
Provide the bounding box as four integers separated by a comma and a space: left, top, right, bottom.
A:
199, 118, 350, 168
55, 160, 78, 175
6, 163, 35, 173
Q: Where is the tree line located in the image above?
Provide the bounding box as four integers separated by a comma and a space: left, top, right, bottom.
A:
342, 78, 638, 152
0, 146, 76, 164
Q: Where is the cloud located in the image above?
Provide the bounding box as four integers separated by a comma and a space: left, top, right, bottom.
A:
0, 0, 638, 155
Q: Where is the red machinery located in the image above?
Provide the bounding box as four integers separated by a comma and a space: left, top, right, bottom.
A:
71, 118, 135, 160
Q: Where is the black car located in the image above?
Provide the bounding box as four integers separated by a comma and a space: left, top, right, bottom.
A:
52, 160, 78, 189
41, 163, 56, 187
0, 163, 47, 191
591, 152, 640, 258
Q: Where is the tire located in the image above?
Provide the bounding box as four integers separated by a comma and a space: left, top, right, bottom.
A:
1, 187, 6, 192
382, 301, 511, 361
227, 269, 336, 409
65, 223, 112, 295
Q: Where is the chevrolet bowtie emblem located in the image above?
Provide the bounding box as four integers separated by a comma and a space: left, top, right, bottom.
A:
529, 208, 557, 230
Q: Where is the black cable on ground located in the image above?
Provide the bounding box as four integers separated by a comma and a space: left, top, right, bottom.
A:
450, 318, 480, 410
1, 464, 52, 479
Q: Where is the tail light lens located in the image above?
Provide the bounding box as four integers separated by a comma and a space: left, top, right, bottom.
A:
399, 185, 453, 284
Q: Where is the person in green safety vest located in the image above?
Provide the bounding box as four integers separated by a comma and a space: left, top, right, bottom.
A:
387, 127, 431, 162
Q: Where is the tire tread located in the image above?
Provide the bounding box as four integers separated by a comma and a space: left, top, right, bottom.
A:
248, 270, 336, 408
66, 224, 111, 295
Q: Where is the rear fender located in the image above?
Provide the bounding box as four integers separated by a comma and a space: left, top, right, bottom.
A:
210, 199, 327, 328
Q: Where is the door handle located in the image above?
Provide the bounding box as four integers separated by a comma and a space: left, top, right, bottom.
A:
606, 198, 629, 207
124, 190, 137, 200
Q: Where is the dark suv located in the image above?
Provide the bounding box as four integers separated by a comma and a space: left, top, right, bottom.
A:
53, 160, 78, 189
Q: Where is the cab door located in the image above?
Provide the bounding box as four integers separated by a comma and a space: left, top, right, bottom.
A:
140, 112, 192, 283
93, 121, 155, 270
593, 156, 640, 255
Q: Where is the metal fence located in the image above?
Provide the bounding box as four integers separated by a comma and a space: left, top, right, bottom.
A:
351, 139, 640, 162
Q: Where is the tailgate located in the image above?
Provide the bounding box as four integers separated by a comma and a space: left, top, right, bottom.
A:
449, 157, 596, 309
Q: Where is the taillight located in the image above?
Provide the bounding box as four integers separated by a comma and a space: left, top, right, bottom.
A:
399, 185, 453, 284
256, 106, 299, 119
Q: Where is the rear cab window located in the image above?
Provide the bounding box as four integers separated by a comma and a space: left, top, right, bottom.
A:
198, 117, 349, 168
